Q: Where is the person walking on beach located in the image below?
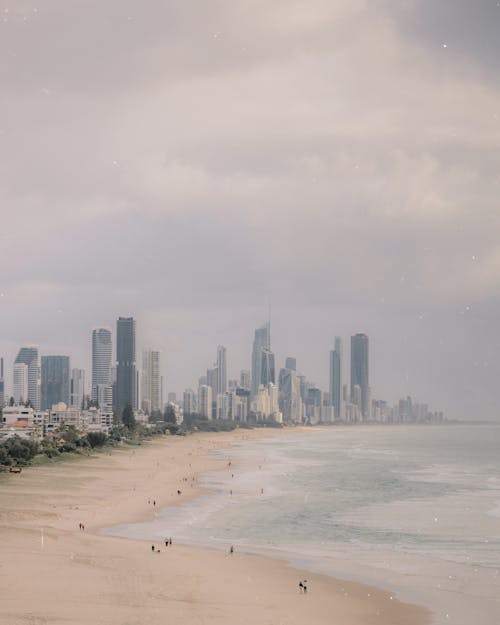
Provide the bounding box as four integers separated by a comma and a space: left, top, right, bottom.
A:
151, 544, 155, 552
230, 545, 234, 554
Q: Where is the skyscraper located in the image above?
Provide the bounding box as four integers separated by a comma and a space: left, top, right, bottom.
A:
206, 366, 218, 399
14, 346, 41, 409
239, 369, 250, 390
251, 322, 270, 396
329, 336, 342, 419
91, 328, 113, 409
198, 384, 212, 419
70, 368, 86, 409
0, 357, 4, 407
13, 362, 28, 405
183, 388, 196, 416
278, 358, 301, 422
216, 345, 227, 396
260, 348, 275, 387
142, 349, 163, 415
41, 355, 70, 409
115, 317, 136, 413
350, 333, 369, 419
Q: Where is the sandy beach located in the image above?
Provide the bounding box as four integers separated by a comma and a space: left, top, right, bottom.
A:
0, 429, 430, 625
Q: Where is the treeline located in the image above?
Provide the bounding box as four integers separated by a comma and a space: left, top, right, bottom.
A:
0, 428, 113, 467
0, 403, 282, 468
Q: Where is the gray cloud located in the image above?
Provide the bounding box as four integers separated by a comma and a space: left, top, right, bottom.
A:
388, 0, 500, 77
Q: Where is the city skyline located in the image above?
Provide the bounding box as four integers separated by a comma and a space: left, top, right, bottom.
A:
1, 316, 442, 422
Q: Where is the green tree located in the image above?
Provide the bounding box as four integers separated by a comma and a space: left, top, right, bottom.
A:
121, 402, 136, 431
58, 424, 80, 444
9, 396, 15, 406
0, 445, 12, 466
163, 405, 177, 424
86, 431, 108, 448
3, 436, 38, 465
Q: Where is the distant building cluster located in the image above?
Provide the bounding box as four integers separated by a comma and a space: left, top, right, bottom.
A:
181, 324, 443, 426
0, 316, 444, 442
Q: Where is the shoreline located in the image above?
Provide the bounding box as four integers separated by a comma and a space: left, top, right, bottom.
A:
0, 428, 431, 625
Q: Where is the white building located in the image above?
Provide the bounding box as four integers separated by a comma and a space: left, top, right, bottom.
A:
91, 328, 113, 408
13, 363, 29, 405
2, 405, 35, 425
251, 384, 282, 423
14, 346, 41, 409
141, 349, 163, 415
198, 384, 212, 419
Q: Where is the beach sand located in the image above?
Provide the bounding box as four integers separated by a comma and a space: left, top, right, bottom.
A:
0, 430, 431, 625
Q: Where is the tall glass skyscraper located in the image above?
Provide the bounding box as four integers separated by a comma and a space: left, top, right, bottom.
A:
329, 336, 342, 419
260, 348, 275, 386
251, 322, 270, 396
14, 346, 41, 410
0, 357, 4, 407
350, 333, 369, 418
279, 356, 301, 422
116, 317, 136, 413
41, 355, 70, 410
91, 327, 113, 409
216, 345, 227, 396
71, 368, 86, 409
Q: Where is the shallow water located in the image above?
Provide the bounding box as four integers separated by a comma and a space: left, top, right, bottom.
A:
104, 425, 500, 625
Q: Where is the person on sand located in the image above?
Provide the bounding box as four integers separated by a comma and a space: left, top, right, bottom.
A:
230, 545, 234, 554
169, 537, 172, 545
303, 580, 308, 593
298, 581, 303, 593
165, 539, 168, 548
151, 544, 155, 552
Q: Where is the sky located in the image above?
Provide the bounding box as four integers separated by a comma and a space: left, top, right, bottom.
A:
1, 0, 499, 419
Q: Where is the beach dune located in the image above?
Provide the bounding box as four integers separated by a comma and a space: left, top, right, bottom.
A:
0, 431, 430, 625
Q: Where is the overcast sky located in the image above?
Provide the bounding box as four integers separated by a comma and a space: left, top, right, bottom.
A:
1, 0, 499, 419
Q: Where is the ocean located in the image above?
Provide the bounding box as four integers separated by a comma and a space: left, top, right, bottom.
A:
103, 425, 500, 625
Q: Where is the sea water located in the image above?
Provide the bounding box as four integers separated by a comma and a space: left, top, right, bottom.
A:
104, 425, 500, 625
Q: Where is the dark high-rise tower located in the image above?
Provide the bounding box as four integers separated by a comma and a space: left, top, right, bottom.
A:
329, 337, 342, 419
41, 355, 70, 409
350, 333, 369, 418
216, 345, 227, 396
115, 317, 136, 413
251, 322, 270, 396
260, 348, 275, 387
0, 357, 4, 407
